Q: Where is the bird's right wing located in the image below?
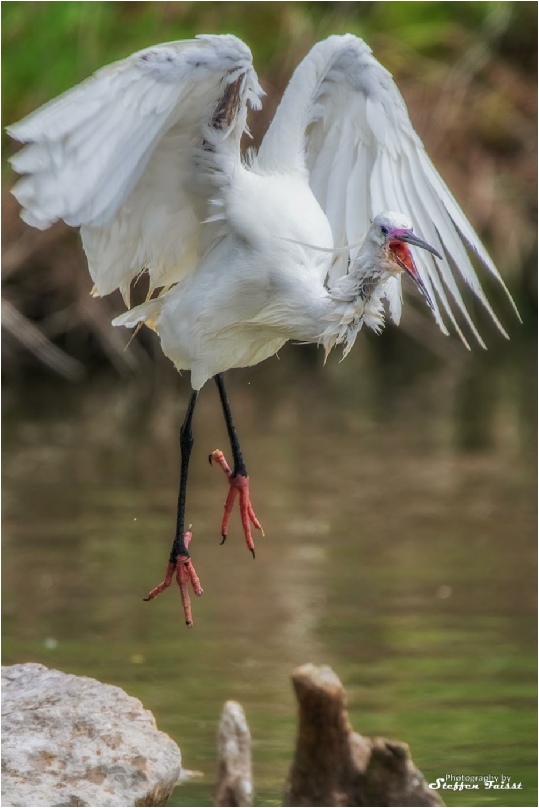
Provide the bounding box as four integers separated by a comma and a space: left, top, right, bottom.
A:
8, 35, 262, 304
258, 34, 518, 347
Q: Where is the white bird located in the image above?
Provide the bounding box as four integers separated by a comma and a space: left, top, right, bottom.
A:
8, 33, 517, 626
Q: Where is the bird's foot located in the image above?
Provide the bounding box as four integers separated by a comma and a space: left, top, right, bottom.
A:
143, 528, 203, 627
209, 449, 264, 557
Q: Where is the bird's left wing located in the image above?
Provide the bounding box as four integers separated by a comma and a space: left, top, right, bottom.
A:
258, 34, 517, 346
8, 35, 262, 305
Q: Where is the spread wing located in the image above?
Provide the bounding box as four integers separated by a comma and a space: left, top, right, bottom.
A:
258, 34, 518, 347
8, 35, 262, 305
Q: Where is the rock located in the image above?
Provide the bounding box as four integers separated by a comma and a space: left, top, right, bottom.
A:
284, 663, 444, 807
2, 663, 181, 807
214, 701, 253, 807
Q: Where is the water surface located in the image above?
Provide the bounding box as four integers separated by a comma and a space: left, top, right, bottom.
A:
3, 339, 537, 806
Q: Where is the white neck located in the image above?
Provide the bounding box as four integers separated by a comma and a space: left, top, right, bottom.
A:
318, 240, 397, 358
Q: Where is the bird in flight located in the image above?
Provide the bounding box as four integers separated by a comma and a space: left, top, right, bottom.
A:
8, 34, 517, 626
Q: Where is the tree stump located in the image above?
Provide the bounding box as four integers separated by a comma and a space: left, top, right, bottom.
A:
215, 700, 253, 807
283, 664, 444, 807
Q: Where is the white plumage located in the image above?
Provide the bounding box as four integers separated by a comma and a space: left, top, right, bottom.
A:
8, 33, 518, 390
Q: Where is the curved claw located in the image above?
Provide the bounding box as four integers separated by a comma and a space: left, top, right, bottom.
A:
210, 449, 264, 556
220, 534, 227, 546
143, 531, 202, 626
210, 449, 264, 558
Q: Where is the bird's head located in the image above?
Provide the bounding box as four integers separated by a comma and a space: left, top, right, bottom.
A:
370, 212, 441, 309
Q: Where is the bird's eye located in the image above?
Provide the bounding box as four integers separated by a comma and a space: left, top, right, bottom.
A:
380, 225, 389, 237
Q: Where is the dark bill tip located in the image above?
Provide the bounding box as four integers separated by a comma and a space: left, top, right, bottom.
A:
408, 268, 435, 311
393, 253, 436, 311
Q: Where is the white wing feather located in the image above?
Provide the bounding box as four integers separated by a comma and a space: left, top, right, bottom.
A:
258, 34, 518, 344
8, 35, 262, 304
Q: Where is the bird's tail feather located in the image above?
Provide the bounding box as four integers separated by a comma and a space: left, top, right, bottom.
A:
112, 298, 162, 332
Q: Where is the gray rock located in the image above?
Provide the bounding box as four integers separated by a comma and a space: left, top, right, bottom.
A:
2, 663, 181, 807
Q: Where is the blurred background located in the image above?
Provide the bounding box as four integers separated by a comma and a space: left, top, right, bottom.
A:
2, 2, 537, 806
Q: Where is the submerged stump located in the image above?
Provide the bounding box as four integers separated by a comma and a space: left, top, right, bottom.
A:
215, 700, 253, 807
283, 663, 444, 807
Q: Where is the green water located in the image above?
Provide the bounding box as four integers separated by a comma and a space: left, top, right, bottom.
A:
3, 340, 537, 807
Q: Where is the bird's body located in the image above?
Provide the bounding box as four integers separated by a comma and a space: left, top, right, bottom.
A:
120, 168, 335, 389
8, 32, 518, 625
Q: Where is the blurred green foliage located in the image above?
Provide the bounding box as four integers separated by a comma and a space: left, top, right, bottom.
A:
2, 1, 536, 125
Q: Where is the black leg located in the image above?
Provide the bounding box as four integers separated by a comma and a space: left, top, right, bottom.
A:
143, 389, 203, 625
169, 390, 198, 562
210, 374, 263, 555
214, 373, 247, 476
